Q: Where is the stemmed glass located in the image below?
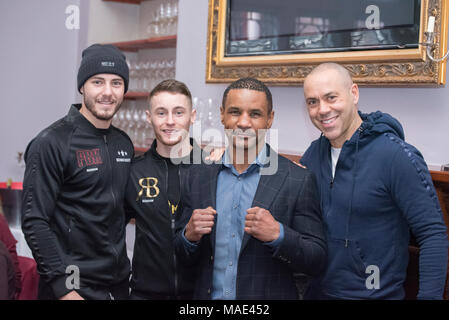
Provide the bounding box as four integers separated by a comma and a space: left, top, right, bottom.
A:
170, 0, 179, 35
130, 107, 140, 146
148, 60, 158, 90
129, 60, 138, 92
125, 104, 135, 140
142, 61, 151, 91
206, 98, 220, 130
135, 61, 143, 91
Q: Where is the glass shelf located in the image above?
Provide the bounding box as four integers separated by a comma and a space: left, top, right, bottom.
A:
107, 35, 177, 52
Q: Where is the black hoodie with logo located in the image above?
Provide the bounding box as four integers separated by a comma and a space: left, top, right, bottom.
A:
21, 104, 134, 299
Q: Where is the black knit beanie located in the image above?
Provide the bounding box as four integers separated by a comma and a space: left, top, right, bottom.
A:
77, 44, 129, 93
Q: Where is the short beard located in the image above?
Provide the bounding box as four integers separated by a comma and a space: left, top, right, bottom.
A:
83, 94, 122, 121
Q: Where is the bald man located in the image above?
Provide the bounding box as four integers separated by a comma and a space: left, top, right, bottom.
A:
300, 63, 448, 300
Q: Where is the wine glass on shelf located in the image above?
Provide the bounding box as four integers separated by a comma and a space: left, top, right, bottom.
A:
140, 107, 152, 149
132, 107, 143, 147
169, 0, 179, 35
194, 97, 205, 129
125, 103, 135, 141
155, 59, 164, 84
156, 2, 166, 36
173, 0, 179, 34
142, 60, 151, 92
206, 98, 220, 130
129, 60, 138, 92
135, 61, 143, 92
165, 58, 176, 79
146, 10, 158, 38
160, 59, 170, 80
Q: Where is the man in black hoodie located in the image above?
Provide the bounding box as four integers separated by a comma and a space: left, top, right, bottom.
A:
125, 79, 203, 300
22, 44, 133, 300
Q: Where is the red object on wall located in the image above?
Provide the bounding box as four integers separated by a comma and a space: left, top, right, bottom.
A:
0, 182, 23, 190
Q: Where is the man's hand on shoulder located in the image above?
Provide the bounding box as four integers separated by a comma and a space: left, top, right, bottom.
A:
205, 147, 225, 162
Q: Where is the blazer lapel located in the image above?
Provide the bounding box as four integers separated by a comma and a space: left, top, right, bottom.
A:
240, 152, 288, 252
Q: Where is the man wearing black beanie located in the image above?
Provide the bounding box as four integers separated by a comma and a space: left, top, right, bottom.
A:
22, 44, 133, 300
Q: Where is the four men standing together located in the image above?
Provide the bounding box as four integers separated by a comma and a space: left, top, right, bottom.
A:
21, 44, 448, 300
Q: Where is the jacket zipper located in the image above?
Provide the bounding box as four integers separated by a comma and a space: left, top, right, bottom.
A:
164, 160, 179, 297
103, 135, 119, 279
330, 144, 350, 248
172, 165, 183, 297
104, 135, 117, 209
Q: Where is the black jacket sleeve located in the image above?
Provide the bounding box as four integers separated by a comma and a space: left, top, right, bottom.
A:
21, 135, 72, 298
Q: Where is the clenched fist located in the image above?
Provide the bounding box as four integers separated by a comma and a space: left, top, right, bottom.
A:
185, 206, 217, 243
245, 207, 280, 242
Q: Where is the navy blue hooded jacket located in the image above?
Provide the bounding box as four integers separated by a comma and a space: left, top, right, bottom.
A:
301, 111, 448, 299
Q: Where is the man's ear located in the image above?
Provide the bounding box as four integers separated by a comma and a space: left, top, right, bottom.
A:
80, 86, 84, 94
190, 108, 197, 125
267, 110, 274, 129
146, 110, 152, 125
220, 106, 225, 125
350, 83, 359, 105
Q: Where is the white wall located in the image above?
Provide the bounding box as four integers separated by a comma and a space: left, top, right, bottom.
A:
176, 0, 449, 168
0, 0, 88, 181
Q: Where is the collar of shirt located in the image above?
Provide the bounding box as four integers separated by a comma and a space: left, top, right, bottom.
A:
221, 143, 268, 175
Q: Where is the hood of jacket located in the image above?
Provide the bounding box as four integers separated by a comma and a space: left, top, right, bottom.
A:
358, 110, 404, 142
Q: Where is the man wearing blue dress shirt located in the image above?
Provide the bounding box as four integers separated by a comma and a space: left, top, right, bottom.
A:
174, 78, 327, 300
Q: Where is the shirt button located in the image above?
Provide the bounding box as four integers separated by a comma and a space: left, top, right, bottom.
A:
229, 261, 233, 266
210, 255, 214, 260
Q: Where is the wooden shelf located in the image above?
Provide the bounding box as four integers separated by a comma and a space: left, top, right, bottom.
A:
431, 170, 449, 184
107, 35, 177, 52
125, 91, 150, 99
134, 147, 149, 155
103, 0, 143, 4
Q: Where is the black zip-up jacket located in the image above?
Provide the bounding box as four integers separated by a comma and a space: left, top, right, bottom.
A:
21, 104, 134, 298
125, 138, 205, 298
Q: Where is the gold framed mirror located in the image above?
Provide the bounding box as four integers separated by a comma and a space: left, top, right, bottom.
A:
206, 0, 449, 86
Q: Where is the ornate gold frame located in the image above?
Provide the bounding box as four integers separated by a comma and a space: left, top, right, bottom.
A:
206, 0, 449, 86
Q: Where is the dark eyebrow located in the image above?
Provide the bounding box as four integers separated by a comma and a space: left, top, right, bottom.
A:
90, 76, 123, 82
